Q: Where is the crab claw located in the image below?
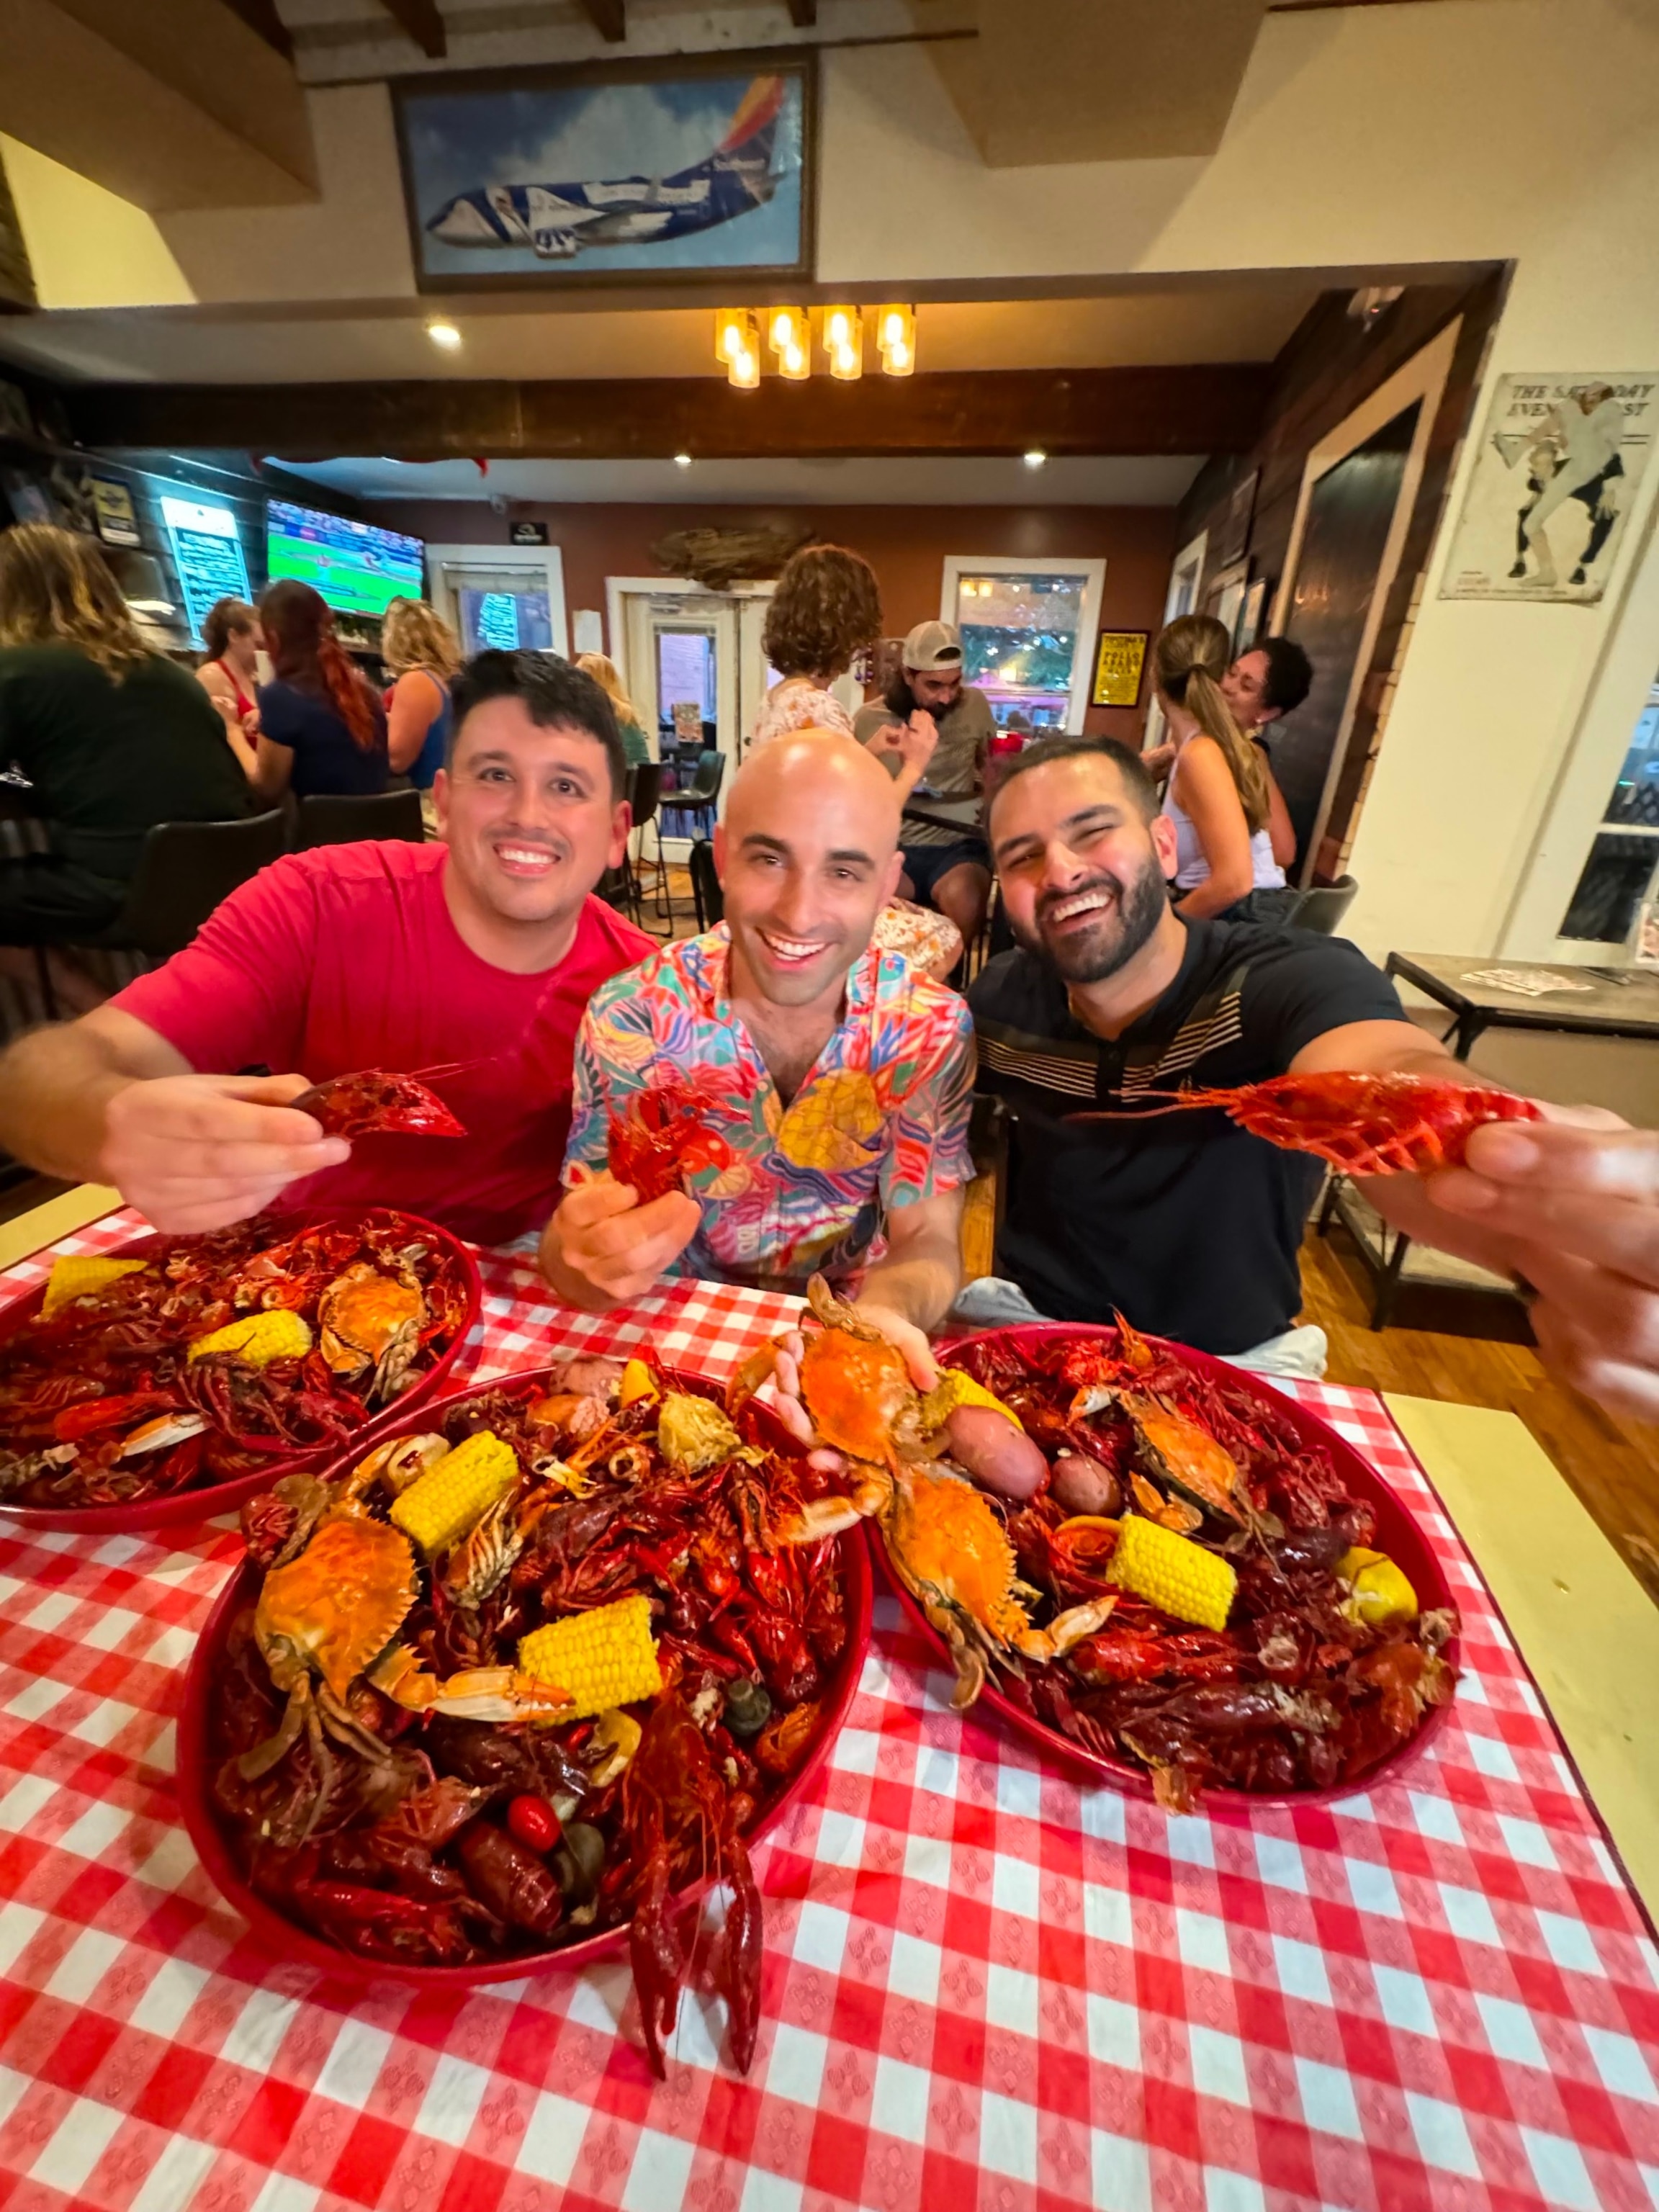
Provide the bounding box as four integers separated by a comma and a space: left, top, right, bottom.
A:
369, 1644, 573, 1724
349, 1431, 449, 1498
773, 1472, 891, 1545
118, 1411, 209, 1458
1014, 1595, 1118, 1664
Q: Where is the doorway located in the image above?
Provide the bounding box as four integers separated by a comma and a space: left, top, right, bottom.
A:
606, 578, 775, 850
426, 543, 568, 660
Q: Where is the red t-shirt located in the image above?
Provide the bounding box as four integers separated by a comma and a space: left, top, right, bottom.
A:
112, 842, 653, 1246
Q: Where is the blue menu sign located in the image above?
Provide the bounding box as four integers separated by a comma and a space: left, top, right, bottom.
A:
158, 493, 251, 645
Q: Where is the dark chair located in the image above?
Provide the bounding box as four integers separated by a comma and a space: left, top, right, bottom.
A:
625, 762, 667, 927
295, 789, 426, 849
1288, 875, 1359, 935
688, 838, 722, 930
35, 808, 290, 1015
659, 750, 724, 845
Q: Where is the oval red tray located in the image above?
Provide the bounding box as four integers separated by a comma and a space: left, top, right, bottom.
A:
874, 1321, 1458, 1810
0, 1208, 481, 1537
179, 1363, 873, 1990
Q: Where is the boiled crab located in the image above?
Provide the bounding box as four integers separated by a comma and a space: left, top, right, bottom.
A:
317, 1261, 426, 1399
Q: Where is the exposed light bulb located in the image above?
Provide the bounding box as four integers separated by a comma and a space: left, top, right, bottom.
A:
426, 320, 462, 350
674, 452, 693, 468
1024, 449, 1047, 469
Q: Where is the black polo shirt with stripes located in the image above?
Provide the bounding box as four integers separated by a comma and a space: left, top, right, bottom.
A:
968, 917, 1406, 1354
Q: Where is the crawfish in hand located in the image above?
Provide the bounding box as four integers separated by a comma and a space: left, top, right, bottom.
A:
607, 1080, 734, 1203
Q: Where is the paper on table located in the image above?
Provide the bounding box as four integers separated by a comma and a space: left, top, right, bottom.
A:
1458, 966, 1596, 995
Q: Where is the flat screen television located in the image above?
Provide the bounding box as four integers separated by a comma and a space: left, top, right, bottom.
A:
265, 499, 424, 619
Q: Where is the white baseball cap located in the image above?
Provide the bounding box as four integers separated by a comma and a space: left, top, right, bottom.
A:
902, 619, 965, 673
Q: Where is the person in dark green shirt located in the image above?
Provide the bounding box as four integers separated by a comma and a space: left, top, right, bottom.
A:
0, 523, 253, 946
576, 651, 652, 767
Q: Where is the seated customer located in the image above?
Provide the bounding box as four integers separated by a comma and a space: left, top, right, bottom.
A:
1153, 614, 1290, 922
576, 652, 652, 768
541, 729, 974, 1372
964, 734, 1659, 1416
253, 578, 389, 803
0, 653, 652, 1244
1220, 635, 1311, 873
853, 619, 994, 952
196, 594, 262, 778
0, 523, 253, 950
382, 596, 461, 791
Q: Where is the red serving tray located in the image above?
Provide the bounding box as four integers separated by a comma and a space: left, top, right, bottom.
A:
875, 1321, 1459, 1810
179, 1363, 874, 1992
0, 1208, 481, 1537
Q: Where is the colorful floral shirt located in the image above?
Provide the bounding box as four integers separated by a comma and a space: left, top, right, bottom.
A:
563, 925, 976, 1292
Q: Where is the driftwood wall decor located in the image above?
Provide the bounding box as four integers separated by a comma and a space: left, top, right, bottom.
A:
651, 523, 812, 590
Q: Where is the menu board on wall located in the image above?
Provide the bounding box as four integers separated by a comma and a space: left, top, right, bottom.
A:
158, 492, 251, 644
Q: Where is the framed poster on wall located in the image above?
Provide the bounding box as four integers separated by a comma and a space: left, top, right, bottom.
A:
394, 50, 815, 291
1091, 630, 1147, 708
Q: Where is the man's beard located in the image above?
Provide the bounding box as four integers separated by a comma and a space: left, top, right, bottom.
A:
1012, 855, 1169, 984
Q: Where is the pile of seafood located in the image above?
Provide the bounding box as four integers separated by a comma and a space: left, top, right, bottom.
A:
737, 1285, 1458, 1812
0, 1210, 472, 1511
204, 1357, 857, 2073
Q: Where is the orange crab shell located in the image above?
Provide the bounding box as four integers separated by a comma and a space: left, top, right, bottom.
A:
886, 1466, 1033, 1647
317, 1262, 425, 1375
255, 1516, 418, 1699
799, 1326, 917, 1466
1120, 1395, 1244, 1524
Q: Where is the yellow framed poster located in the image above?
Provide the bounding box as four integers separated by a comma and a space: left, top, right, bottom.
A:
1091, 629, 1147, 709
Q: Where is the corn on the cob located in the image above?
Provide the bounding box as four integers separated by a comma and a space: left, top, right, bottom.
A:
518, 1593, 662, 1720
1107, 1514, 1236, 1631
41, 1255, 148, 1319
390, 1431, 518, 1556
188, 1310, 314, 1368
921, 1370, 1022, 1433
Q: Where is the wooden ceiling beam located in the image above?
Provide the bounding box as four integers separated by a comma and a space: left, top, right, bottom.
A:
575, 0, 626, 40
65, 362, 1269, 462
215, 0, 292, 59
376, 0, 446, 57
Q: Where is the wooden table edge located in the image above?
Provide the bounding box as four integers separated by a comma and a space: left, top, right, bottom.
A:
0, 1184, 122, 1275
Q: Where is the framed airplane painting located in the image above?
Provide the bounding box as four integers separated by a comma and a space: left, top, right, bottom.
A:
393, 50, 816, 290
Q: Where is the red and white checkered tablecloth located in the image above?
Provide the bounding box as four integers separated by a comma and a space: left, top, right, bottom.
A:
0, 1211, 1655, 2212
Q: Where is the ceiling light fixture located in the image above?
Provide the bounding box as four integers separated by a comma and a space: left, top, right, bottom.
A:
822, 305, 863, 382
715, 308, 761, 388
674, 452, 693, 468
876, 303, 916, 377
426, 320, 462, 350
768, 306, 806, 358
1024, 449, 1047, 469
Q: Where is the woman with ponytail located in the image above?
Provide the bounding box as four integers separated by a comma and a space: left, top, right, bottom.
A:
1150, 613, 1289, 922
253, 577, 389, 802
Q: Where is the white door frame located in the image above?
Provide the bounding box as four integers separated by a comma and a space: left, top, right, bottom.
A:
1143, 529, 1209, 752
1498, 483, 1659, 958
1271, 318, 1461, 879
940, 554, 1107, 735
426, 541, 568, 657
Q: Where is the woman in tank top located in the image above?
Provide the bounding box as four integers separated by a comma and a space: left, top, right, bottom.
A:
382, 597, 461, 792
1151, 613, 1287, 921
197, 596, 261, 778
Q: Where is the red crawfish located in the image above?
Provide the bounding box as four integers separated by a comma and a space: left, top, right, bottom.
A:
292, 1069, 466, 1140
1072, 1070, 1540, 1175
608, 1082, 734, 1203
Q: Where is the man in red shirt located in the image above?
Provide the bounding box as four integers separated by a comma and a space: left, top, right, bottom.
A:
0, 652, 653, 1244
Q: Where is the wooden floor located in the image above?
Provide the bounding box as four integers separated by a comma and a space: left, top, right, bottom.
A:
960, 1169, 1659, 1611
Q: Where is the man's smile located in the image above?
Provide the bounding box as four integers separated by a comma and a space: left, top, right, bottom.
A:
756, 927, 833, 968
491, 839, 562, 879
1042, 884, 1118, 932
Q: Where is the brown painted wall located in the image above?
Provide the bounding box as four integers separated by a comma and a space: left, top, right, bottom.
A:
373, 499, 1179, 743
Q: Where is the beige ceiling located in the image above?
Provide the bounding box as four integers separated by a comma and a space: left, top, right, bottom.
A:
0, 279, 1318, 385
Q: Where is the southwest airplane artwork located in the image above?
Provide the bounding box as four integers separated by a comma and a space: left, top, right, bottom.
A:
426, 74, 787, 261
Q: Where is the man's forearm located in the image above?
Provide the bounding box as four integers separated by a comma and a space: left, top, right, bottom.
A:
858, 1232, 961, 1333
0, 1026, 132, 1182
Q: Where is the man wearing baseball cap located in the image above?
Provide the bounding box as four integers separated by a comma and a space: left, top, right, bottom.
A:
855, 619, 996, 958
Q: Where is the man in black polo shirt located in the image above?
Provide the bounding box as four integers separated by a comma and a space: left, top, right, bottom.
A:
964, 737, 1659, 1411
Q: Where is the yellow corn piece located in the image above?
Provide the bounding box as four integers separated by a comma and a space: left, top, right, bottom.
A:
390, 1430, 518, 1557
41, 1255, 148, 1319
619, 1358, 658, 1407
1337, 1547, 1418, 1627
518, 1593, 662, 1721
1108, 1514, 1236, 1631
922, 1369, 1022, 1433
188, 1310, 314, 1368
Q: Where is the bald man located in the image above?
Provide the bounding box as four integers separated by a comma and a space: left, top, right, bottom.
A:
541, 729, 976, 1370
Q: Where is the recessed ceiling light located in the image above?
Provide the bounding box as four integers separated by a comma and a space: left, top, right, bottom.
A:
426, 320, 462, 350
1024, 449, 1047, 469
674, 452, 693, 468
